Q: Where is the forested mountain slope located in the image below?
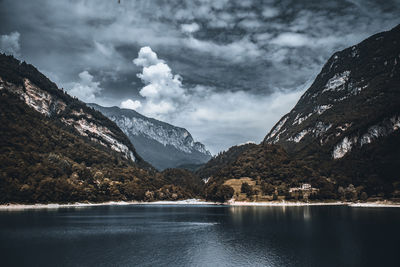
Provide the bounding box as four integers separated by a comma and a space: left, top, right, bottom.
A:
0, 54, 202, 203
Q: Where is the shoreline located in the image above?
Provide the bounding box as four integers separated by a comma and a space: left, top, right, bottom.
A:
229, 201, 400, 208
1, 199, 400, 210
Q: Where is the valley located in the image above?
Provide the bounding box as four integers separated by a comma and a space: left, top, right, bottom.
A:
1, 24, 400, 206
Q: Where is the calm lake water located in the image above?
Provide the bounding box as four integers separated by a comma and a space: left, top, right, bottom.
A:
0, 205, 399, 267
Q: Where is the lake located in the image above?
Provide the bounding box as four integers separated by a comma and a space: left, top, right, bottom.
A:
0, 205, 399, 266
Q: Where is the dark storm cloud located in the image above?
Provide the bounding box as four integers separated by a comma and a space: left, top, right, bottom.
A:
0, 0, 399, 153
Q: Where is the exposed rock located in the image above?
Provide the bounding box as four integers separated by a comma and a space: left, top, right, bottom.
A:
88, 104, 211, 170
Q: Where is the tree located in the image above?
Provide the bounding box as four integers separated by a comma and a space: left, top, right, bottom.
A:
360, 192, 368, 201
215, 185, 234, 202
261, 182, 275, 195
338, 186, 345, 200
277, 184, 289, 197
318, 182, 337, 199
345, 184, 358, 201
241, 182, 253, 196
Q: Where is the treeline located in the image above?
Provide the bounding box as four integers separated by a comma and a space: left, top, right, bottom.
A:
196, 143, 258, 179
2, 90, 398, 204
0, 91, 203, 204
198, 143, 400, 202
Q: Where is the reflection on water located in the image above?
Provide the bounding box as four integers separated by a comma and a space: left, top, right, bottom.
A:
0, 205, 399, 267
228, 205, 312, 223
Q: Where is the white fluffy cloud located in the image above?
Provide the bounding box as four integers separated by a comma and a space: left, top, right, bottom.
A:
133, 46, 187, 119
181, 22, 200, 33
270, 32, 310, 47
121, 99, 142, 110
0, 32, 20, 56
238, 19, 263, 29
133, 46, 163, 67
270, 31, 366, 50
131, 46, 307, 153
68, 71, 102, 102
185, 36, 262, 62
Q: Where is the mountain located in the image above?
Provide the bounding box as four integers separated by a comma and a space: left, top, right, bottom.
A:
1, 24, 399, 204
0, 54, 149, 168
0, 54, 202, 203
196, 142, 258, 180
88, 103, 211, 170
264, 24, 400, 161
202, 24, 400, 202
263, 24, 400, 184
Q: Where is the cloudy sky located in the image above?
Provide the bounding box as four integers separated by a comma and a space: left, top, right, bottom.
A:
1, 0, 399, 154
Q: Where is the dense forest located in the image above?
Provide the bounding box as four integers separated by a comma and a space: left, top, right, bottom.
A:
0, 90, 207, 203
198, 142, 400, 203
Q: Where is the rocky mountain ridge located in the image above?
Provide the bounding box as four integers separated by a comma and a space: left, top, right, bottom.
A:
0, 55, 149, 167
264, 25, 400, 161
88, 104, 211, 170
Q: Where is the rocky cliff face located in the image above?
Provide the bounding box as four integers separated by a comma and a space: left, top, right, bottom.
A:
0, 54, 150, 168
88, 104, 211, 170
264, 24, 400, 160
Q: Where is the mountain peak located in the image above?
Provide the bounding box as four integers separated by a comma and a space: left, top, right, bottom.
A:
88, 103, 211, 170
264, 24, 400, 159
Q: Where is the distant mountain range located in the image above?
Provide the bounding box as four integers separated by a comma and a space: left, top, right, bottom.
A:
88, 104, 211, 170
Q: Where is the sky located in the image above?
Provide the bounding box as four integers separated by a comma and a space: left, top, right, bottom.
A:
0, 0, 399, 154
